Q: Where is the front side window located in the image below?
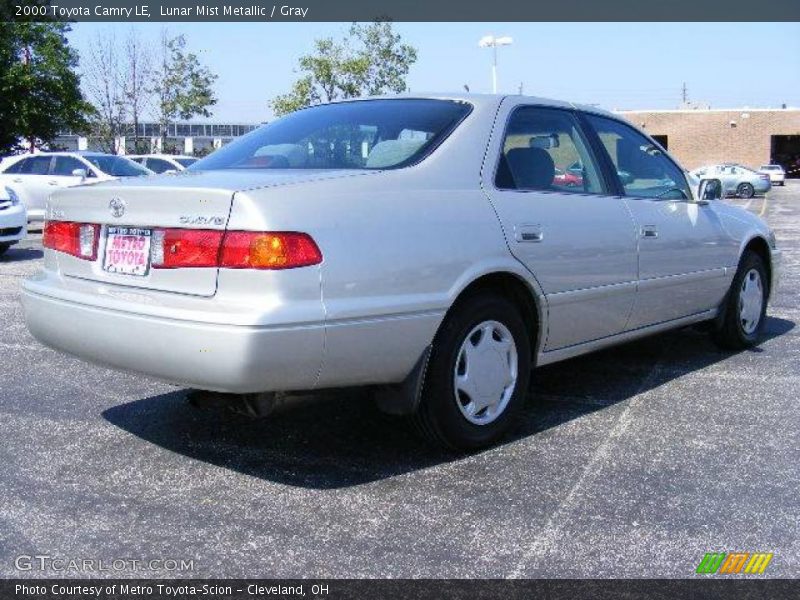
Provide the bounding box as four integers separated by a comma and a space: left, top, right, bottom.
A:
83, 155, 151, 177
175, 157, 198, 168
52, 156, 87, 176
585, 115, 691, 200
191, 99, 471, 171
145, 158, 175, 174
495, 106, 605, 194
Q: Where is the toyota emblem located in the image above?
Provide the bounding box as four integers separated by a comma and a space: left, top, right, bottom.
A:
109, 197, 126, 218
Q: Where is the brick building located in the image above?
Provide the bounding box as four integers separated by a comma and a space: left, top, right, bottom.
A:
615, 108, 800, 176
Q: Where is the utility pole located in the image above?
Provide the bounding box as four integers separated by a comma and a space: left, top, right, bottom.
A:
681, 82, 688, 105
518, 82, 524, 95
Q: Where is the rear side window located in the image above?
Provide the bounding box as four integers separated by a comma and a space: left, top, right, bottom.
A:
495, 106, 605, 194
2, 158, 26, 174
15, 156, 52, 175
585, 114, 691, 200
192, 99, 472, 171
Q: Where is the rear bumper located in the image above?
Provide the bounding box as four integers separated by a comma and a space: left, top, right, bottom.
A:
21, 274, 325, 394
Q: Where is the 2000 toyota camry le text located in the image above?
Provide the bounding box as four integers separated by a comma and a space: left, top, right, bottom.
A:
21, 95, 782, 450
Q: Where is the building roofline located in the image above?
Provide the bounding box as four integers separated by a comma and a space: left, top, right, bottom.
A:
616, 107, 799, 114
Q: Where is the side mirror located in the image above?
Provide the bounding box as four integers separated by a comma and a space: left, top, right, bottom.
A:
697, 178, 722, 204
71, 168, 87, 180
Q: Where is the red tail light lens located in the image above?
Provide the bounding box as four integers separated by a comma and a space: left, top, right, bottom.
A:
149, 229, 322, 270
219, 232, 322, 269
150, 229, 224, 269
43, 221, 99, 260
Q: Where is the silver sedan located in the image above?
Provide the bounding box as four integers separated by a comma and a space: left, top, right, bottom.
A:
691, 164, 771, 198
22, 95, 781, 450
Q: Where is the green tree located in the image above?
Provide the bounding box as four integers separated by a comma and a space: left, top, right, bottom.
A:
0, 21, 91, 154
150, 31, 217, 150
271, 21, 417, 117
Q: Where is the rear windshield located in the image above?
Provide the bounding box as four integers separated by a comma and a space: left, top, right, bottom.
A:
191, 99, 472, 171
84, 155, 152, 177
760, 165, 781, 170
175, 157, 198, 168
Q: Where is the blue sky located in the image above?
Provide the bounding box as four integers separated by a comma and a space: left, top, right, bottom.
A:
67, 22, 800, 123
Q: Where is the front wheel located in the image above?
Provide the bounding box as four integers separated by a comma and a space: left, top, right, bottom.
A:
713, 251, 768, 349
413, 292, 531, 451
0, 243, 10, 258
737, 182, 755, 199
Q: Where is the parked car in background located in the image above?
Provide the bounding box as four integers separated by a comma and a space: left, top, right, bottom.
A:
0, 152, 152, 225
22, 95, 780, 450
691, 164, 771, 198
0, 186, 27, 257
129, 154, 199, 174
759, 164, 786, 186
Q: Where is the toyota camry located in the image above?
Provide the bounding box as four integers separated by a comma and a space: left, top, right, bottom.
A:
21, 94, 781, 450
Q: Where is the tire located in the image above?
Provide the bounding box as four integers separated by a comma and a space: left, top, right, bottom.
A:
737, 182, 755, 199
412, 292, 532, 451
713, 251, 768, 350
0, 243, 10, 258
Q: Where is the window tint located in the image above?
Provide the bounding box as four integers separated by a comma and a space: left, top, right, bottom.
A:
192, 99, 471, 171
52, 156, 87, 176
2, 158, 26, 174
145, 158, 175, 174
17, 156, 52, 175
175, 157, 198, 168
585, 115, 690, 200
83, 155, 151, 177
495, 107, 605, 194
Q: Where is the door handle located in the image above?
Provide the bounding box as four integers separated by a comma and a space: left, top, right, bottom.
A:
641, 225, 658, 238
47, 181, 59, 186
12, 178, 22, 183
514, 224, 543, 243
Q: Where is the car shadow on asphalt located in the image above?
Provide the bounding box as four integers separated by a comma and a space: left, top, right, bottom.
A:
0, 247, 43, 262
102, 316, 795, 490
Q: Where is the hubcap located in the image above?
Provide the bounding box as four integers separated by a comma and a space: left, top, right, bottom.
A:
453, 320, 518, 426
739, 268, 764, 335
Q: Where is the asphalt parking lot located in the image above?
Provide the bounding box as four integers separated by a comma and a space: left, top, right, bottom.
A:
0, 183, 797, 579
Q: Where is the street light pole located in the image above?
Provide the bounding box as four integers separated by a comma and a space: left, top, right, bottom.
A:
479, 35, 513, 94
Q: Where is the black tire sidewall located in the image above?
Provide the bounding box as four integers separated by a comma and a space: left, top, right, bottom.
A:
738, 183, 755, 198
726, 252, 768, 346
420, 293, 531, 450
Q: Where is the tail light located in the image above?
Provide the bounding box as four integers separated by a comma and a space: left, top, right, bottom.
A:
44, 222, 323, 271
151, 229, 322, 270
43, 221, 99, 260
151, 229, 224, 269
219, 232, 322, 269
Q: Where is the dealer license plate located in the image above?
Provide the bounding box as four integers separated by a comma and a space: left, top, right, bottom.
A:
103, 226, 152, 276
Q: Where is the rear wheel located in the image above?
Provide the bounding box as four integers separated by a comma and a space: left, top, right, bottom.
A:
737, 182, 755, 199
413, 292, 531, 451
713, 251, 768, 349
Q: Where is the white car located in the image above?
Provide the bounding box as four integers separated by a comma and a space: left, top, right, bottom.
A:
128, 154, 199, 174
21, 95, 781, 450
0, 186, 27, 257
0, 152, 152, 225
759, 164, 786, 186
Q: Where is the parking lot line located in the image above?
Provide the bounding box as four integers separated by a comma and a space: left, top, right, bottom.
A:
760, 194, 769, 217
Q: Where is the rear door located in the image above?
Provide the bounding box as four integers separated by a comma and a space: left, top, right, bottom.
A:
582, 113, 737, 328
4, 155, 55, 215
483, 102, 639, 350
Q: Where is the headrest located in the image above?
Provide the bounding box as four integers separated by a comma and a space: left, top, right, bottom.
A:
506, 147, 555, 190
366, 139, 426, 168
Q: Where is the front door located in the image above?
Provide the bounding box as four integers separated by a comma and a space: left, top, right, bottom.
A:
483, 103, 639, 351
583, 114, 738, 328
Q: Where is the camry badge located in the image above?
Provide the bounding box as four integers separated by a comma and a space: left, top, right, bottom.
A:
109, 197, 126, 218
